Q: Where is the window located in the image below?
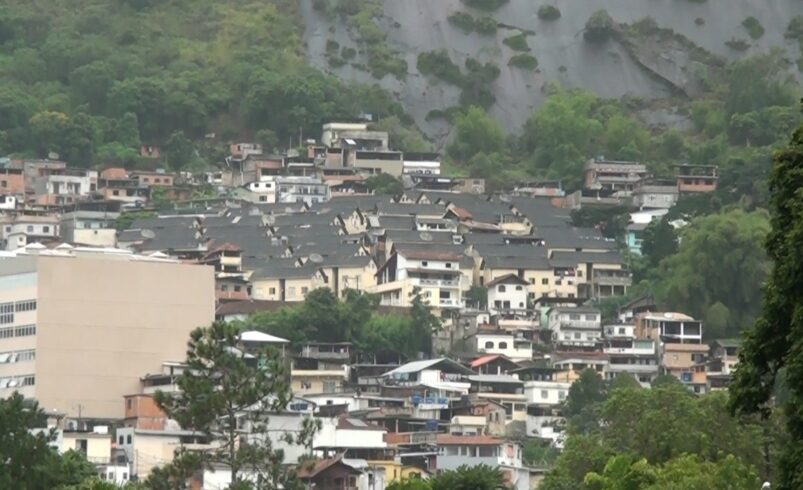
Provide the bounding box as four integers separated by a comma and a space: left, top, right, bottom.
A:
259, 195, 268, 202
0, 326, 12, 339
577, 270, 583, 277
233, 285, 242, 293
288, 287, 296, 297
112, 190, 119, 196
422, 261, 428, 267
541, 390, 548, 399
14, 300, 35, 312
558, 391, 567, 401
569, 313, 581, 320
445, 262, 452, 268
22, 376, 34, 386
498, 285, 506, 293
484, 341, 494, 349
269, 287, 276, 295
126, 435, 132, 444
574, 332, 582, 339
498, 342, 508, 349
618, 327, 626, 335
301, 287, 309, 295
0, 181, 5, 188
515, 285, 523, 291
14, 325, 35, 337
529, 278, 535, 284
220, 285, 228, 292
585, 314, 596, 321
26, 226, 33, 233
127, 399, 132, 410
322, 380, 336, 393
122, 473, 127, 481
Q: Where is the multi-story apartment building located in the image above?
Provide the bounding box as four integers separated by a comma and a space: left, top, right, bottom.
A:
637, 312, 703, 344
0, 247, 214, 418
548, 306, 602, 350
373, 246, 470, 310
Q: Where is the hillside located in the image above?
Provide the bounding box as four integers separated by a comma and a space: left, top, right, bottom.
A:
303, 0, 802, 140
0, 0, 801, 195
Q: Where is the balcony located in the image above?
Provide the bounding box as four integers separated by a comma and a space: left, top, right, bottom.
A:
418, 277, 460, 287
559, 320, 600, 330
438, 298, 463, 308
592, 274, 632, 287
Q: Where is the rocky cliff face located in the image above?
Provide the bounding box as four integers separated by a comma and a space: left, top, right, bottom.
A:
302, 0, 802, 143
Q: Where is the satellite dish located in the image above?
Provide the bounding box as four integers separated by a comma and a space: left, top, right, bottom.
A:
141, 229, 156, 239
47, 152, 59, 160
308, 253, 324, 264
498, 194, 511, 203
419, 232, 433, 242
319, 207, 331, 214
285, 207, 295, 214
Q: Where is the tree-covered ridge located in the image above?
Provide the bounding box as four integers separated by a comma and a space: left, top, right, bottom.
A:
0, 0, 418, 168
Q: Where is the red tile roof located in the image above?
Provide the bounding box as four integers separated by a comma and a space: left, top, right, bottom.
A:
470, 354, 503, 369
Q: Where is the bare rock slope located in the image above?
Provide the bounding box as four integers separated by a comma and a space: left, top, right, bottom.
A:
302, 0, 802, 141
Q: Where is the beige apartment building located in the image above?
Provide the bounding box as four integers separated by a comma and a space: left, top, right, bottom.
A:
0, 248, 214, 419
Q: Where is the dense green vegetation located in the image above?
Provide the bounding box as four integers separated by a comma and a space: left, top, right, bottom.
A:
503, 33, 530, 52
584, 10, 616, 43
388, 465, 504, 490
509, 53, 538, 70
742, 16, 765, 40
0, 393, 103, 489
0, 0, 420, 169
540, 369, 772, 490
447, 11, 498, 35
238, 288, 439, 362
417, 51, 500, 110
730, 118, 803, 490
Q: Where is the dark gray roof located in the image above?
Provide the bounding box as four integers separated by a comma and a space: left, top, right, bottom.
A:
373, 215, 415, 230
550, 306, 601, 315
375, 202, 446, 217
251, 261, 316, 280
311, 196, 389, 215
129, 216, 197, 230
483, 253, 550, 270
204, 226, 274, 256
509, 196, 571, 228
386, 230, 455, 245
139, 227, 202, 252
271, 213, 337, 227
474, 244, 548, 258
435, 193, 513, 223
203, 214, 264, 228
536, 226, 617, 251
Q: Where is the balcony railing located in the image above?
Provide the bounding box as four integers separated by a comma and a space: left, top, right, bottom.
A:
559, 320, 600, 330
418, 278, 460, 287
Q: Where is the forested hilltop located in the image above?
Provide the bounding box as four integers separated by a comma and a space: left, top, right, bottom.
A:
0, 0, 422, 170
1, 0, 801, 195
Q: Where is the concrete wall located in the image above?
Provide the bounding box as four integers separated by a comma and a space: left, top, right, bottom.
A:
34, 256, 214, 418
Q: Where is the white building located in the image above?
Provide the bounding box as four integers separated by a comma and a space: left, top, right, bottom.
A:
436, 435, 529, 490
373, 246, 470, 310
245, 180, 277, 203
273, 176, 330, 205
382, 358, 472, 397
524, 380, 571, 406
548, 306, 602, 348
486, 274, 529, 316
473, 331, 533, 361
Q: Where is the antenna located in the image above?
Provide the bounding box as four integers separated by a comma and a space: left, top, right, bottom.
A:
419, 232, 433, 242
140, 229, 156, 239
308, 253, 324, 264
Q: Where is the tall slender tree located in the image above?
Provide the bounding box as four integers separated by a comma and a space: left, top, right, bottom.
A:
155, 322, 308, 488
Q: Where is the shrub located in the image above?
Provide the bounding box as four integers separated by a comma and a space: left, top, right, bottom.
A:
503, 33, 530, 51
742, 16, 764, 39
341, 46, 357, 60
417, 50, 464, 86
537, 5, 561, 21
584, 9, 615, 43
325, 39, 340, 53
725, 38, 750, 51
694, 17, 705, 26
448, 11, 476, 33
474, 16, 498, 35
785, 15, 803, 39
509, 53, 538, 70
461, 0, 509, 12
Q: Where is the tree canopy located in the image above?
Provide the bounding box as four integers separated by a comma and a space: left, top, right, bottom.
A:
654, 208, 770, 337
730, 112, 803, 489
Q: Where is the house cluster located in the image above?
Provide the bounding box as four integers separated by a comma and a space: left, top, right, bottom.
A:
0, 125, 731, 489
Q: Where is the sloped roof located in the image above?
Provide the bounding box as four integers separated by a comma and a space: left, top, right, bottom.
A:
486, 274, 530, 287
383, 358, 473, 376
240, 331, 289, 343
